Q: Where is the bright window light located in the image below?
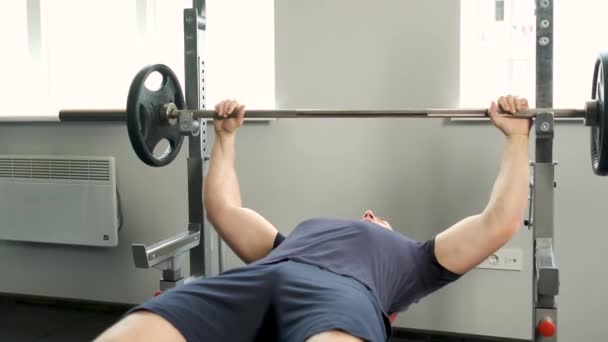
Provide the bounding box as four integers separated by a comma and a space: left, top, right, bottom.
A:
461, 0, 608, 110
460, 0, 536, 108
0, 0, 275, 117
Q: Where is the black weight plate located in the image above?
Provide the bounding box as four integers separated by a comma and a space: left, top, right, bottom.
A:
127, 64, 185, 167
591, 53, 608, 175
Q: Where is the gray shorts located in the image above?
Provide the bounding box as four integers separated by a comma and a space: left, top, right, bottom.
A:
130, 260, 389, 342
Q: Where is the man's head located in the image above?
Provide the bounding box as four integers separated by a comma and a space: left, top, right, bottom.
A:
361, 210, 392, 230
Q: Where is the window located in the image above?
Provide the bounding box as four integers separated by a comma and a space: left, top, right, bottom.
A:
45, 0, 141, 109
0, 2, 45, 116
0, 0, 275, 117
461, 0, 608, 109
554, 1, 608, 108
460, 0, 536, 108
205, 0, 275, 108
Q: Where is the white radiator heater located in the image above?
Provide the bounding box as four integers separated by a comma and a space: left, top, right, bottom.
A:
0, 156, 119, 247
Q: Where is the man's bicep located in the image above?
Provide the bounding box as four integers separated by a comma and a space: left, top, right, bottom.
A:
435, 214, 514, 275
209, 206, 279, 263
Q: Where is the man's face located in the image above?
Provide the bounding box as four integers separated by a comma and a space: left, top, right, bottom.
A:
361, 210, 392, 230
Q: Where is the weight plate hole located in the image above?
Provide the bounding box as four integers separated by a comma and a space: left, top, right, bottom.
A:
144, 71, 164, 92
153, 139, 171, 159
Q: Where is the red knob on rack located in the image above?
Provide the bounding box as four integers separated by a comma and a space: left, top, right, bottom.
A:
537, 317, 556, 337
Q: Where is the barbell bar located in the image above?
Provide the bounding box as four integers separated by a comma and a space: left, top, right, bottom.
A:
166, 106, 590, 120
55, 53, 608, 175
59, 107, 589, 120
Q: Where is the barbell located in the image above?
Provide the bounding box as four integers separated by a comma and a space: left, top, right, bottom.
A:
58, 53, 608, 175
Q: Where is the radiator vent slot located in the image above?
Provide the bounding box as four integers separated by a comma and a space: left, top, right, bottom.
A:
0, 158, 111, 181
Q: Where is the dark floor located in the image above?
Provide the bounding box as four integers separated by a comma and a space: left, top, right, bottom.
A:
0, 296, 521, 342
0, 297, 125, 342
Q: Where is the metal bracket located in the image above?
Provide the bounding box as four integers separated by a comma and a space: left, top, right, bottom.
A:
131, 225, 200, 269
154, 253, 186, 290
535, 113, 555, 163
131, 224, 200, 291
178, 111, 201, 136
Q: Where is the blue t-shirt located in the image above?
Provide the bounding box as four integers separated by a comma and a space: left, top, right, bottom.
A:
256, 218, 460, 314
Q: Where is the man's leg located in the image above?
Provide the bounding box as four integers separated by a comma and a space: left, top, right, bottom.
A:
94, 263, 277, 342
94, 311, 184, 342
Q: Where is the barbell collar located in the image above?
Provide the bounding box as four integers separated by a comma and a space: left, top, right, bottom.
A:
584, 100, 599, 126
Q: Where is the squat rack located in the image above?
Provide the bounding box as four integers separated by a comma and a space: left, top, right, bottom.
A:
129, 1, 560, 341
130, 0, 215, 290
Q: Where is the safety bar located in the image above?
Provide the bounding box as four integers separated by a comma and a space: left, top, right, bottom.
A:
132, 227, 200, 269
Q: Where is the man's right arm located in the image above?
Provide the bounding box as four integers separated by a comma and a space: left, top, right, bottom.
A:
204, 100, 280, 264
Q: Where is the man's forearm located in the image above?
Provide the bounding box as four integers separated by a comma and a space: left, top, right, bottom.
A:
483, 135, 530, 225
204, 134, 242, 212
